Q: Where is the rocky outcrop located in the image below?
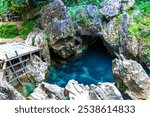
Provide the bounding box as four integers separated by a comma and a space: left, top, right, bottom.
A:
25, 28, 51, 64
100, 0, 120, 19
122, 0, 135, 10
74, 5, 103, 37
41, 0, 74, 44
65, 80, 123, 100
112, 55, 150, 100
0, 73, 25, 100
119, 12, 139, 58
27, 55, 48, 83
42, 82, 65, 100
29, 85, 50, 100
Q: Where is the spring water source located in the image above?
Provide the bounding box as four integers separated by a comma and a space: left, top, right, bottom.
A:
48, 39, 115, 87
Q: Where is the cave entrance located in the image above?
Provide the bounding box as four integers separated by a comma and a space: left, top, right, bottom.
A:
47, 38, 115, 87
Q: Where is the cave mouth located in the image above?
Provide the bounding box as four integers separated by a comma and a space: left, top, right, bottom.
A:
47, 38, 115, 87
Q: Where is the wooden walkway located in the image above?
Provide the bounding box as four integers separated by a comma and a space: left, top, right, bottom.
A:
0, 42, 42, 85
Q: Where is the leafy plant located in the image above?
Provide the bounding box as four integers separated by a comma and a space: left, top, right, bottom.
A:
19, 20, 36, 39
23, 83, 35, 97
0, 24, 18, 38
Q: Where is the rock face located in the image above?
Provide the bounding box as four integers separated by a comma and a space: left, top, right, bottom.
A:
112, 55, 150, 100
119, 12, 138, 58
27, 55, 48, 83
74, 5, 103, 36
65, 80, 123, 100
0, 73, 25, 100
25, 28, 51, 64
41, 0, 74, 44
100, 0, 120, 19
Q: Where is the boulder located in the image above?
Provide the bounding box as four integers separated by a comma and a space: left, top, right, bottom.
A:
112, 55, 150, 100
65, 80, 123, 100
25, 28, 51, 64
27, 55, 48, 83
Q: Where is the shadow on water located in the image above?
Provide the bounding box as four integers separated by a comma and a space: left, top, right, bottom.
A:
47, 38, 115, 87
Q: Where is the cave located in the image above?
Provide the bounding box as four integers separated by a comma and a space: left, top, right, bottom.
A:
47, 37, 115, 87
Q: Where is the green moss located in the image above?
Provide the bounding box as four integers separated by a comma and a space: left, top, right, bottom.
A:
19, 20, 36, 40
0, 24, 18, 38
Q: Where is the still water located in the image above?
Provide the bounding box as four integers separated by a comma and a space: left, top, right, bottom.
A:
48, 39, 115, 87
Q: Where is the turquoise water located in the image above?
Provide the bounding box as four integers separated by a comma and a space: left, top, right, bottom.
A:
48, 39, 115, 87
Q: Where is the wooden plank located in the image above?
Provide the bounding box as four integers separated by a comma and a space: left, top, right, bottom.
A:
1, 59, 29, 72
5, 54, 23, 86
4, 66, 27, 79
15, 51, 31, 82
8, 71, 30, 84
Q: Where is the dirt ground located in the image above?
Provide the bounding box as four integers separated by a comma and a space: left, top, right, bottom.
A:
0, 21, 25, 45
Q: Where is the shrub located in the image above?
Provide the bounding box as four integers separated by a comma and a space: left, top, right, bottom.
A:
0, 24, 18, 38
19, 20, 36, 40
23, 83, 35, 97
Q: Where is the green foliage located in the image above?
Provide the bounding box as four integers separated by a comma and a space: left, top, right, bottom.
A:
23, 83, 35, 97
128, 22, 141, 38
45, 34, 50, 42
115, 36, 120, 45
19, 20, 36, 39
134, 1, 150, 15
63, 0, 103, 7
68, 5, 91, 26
0, 24, 18, 38
68, 5, 83, 23
0, 0, 27, 14
128, 1, 150, 65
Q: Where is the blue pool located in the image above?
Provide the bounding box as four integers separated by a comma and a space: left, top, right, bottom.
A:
48, 39, 115, 87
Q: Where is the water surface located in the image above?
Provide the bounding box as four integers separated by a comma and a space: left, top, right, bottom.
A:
48, 39, 115, 87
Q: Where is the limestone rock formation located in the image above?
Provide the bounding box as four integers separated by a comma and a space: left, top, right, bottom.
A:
0, 73, 25, 100
65, 80, 123, 100
112, 55, 150, 100
42, 82, 65, 100
27, 55, 48, 83
74, 5, 103, 36
100, 0, 120, 19
119, 12, 138, 58
41, 0, 74, 45
25, 28, 51, 64
29, 85, 50, 100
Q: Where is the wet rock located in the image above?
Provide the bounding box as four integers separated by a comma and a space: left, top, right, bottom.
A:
100, 0, 120, 19
112, 55, 150, 100
65, 80, 123, 100
74, 5, 103, 37
27, 55, 48, 83
41, 0, 74, 45
25, 28, 51, 64
0, 74, 25, 100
